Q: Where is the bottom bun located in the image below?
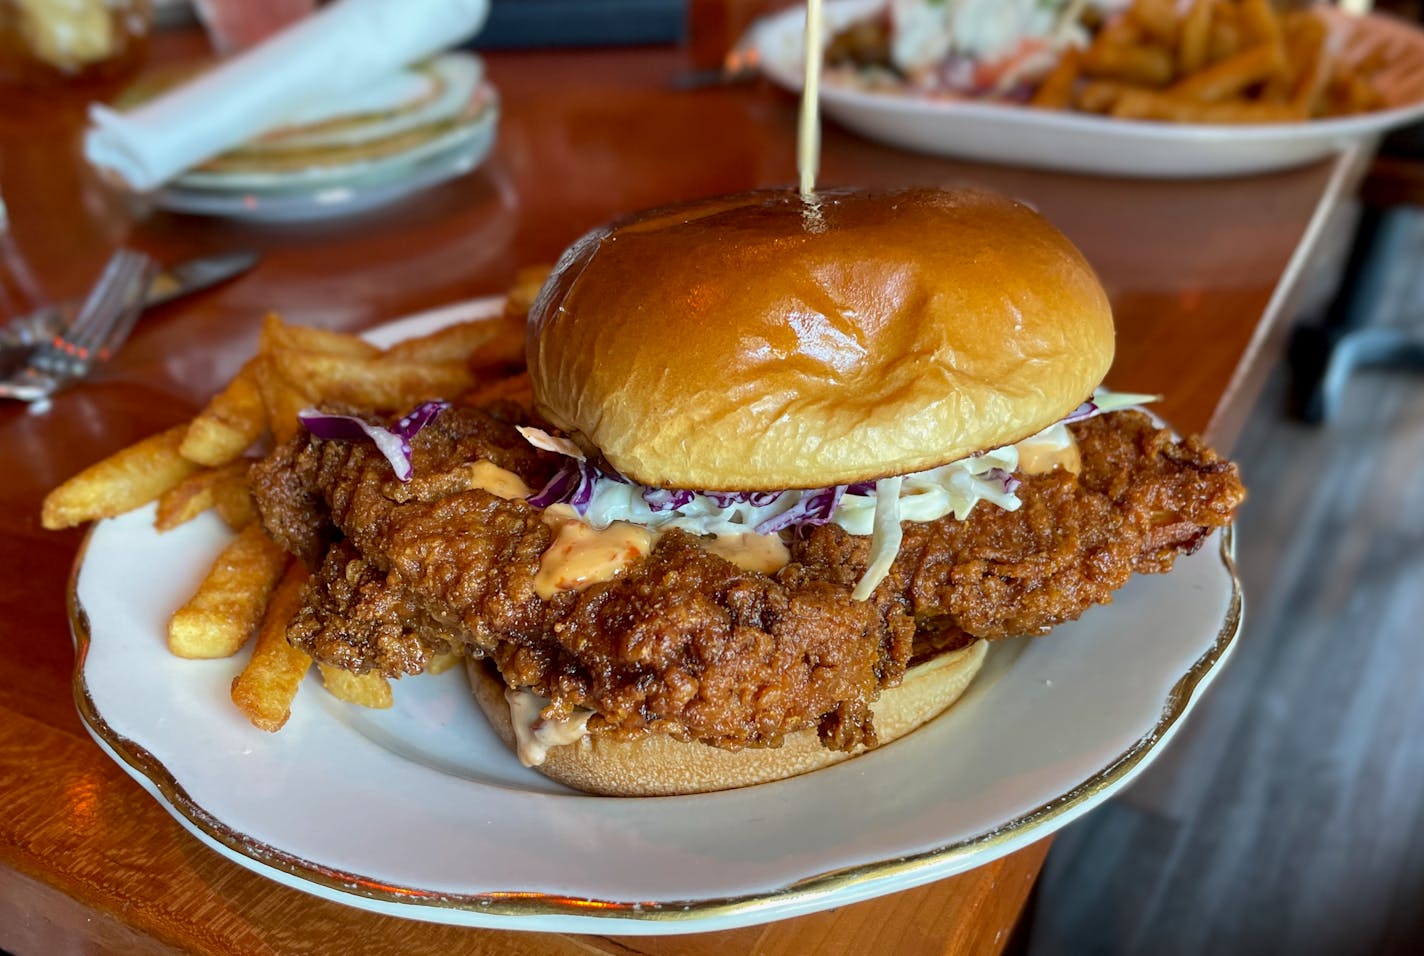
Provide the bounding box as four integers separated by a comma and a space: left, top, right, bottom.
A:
467, 640, 988, 797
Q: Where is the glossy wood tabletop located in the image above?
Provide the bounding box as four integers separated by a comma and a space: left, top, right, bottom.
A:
0, 24, 1358, 956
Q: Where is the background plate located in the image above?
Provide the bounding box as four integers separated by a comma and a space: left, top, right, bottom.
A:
151, 97, 499, 223
757, 0, 1424, 178
71, 299, 1243, 934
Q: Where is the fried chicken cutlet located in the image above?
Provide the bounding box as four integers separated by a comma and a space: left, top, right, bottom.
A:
251, 402, 1244, 752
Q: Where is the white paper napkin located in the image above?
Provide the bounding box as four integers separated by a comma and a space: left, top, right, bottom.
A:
84, 0, 491, 192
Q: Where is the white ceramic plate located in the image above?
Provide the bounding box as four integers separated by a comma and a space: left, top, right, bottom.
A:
70, 299, 1243, 934
150, 83, 499, 224
247, 54, 484, 154
150, 113, 499, 223
173, 54, 491, 192
757, 0, 1424, 178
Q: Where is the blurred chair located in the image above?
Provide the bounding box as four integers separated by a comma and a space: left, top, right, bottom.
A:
1289, 0, 1424, 422
1289, 121, 1424, 422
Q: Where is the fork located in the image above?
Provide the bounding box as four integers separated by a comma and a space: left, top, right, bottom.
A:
0, 249, 157, 403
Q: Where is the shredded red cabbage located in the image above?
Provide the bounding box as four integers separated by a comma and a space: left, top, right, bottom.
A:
1060, 399, 1098, 424
755, 485, 845, 534
516, 389, 1149, 535
985, 467, 1021, 496
528, 459, 603, 511
526, 456, 862, 534
705, 491, 782, 508
392, 401, 448, 440
298, 400, 450, 482
642, 487, 695, 511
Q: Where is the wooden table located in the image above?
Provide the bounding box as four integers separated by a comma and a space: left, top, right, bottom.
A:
0, 27, 1364, 956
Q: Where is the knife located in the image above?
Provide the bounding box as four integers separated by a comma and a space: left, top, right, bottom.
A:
0, 249, 259, 350
143, 249, 260, 308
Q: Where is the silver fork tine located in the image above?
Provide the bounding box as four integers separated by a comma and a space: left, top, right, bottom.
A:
64, 251, 148, 355
93, 258, 157, 363
29, 249, 153, 380
0, 248, 156, 402
59, 254, 133, 355
91, 253, 154, 356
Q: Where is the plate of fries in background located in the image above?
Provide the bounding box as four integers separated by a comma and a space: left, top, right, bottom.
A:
46, 270, 1242, 931
757, 0, 1424, 177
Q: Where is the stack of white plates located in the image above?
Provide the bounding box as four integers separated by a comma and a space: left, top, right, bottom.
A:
152, 52, 498, 222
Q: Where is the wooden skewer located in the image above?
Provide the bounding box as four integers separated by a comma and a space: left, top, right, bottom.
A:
798, 0, 824, 200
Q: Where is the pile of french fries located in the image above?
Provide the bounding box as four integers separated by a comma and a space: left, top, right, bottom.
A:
1032, 0, 1386, 123
43, 268, 547, 732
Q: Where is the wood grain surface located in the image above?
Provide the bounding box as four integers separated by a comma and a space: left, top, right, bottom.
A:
0, 23, 1361, 956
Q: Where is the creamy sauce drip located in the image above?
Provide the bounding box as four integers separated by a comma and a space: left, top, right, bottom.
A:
465, 460, 532, 499
534, 505, 792, 597
1013, 424, 1082, 476
505, 686, 592, 767
535, 504, 658, 599
700, 531, 791, 574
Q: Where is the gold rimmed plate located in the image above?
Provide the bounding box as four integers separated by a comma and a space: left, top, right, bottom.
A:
69, 298, 1244, 934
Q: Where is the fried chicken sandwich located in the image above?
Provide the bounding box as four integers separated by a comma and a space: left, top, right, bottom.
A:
251, 186, 1245, 796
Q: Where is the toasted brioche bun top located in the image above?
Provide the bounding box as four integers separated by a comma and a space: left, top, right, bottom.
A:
526, 186, 1114, 490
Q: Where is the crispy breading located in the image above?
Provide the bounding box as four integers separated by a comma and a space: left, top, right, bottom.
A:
791, 412, 1244, 646
251, 406, 1243, 751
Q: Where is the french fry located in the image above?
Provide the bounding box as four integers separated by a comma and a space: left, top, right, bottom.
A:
1239, 0, 1284, 54
262, 313, 378, 359
1031, 47, 1083, 109
1286, 15, 1330, 114
180, 359, 265, 466
370, 355, 477, 406
504, 265, 553, 321
318, 664, 393, 709
42, 426, 199, 530
154, 461, 250, 532
1075, 79, 1135, 113
1038, 0, 1380, 125
461, 370, 534, 409
383, 318, 505, 364
230, 562, 312, 732
1112, 88, 1305, 123
1093, 11, 1141, 54
268, 349, 474, 411
1208, 6, 1244, 64
1330, 67, 1387, 116
253, 354, 312, 443
1127, 0, 1179, 48
426, 651, 463, 675
211, 478, 256, 531
1169, 43, 1283, 103
1084, 37, 1176, 87
167, 522, 288, 658
1177, 0, 1214, 76
466, 315, 528, 378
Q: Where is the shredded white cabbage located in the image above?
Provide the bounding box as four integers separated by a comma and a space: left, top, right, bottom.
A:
1083, 390, 1159, 415
829, 445, 1021, 536
852, 477, 904, 601
571, 444, 1024, 540
578, 484, 787, 536
516, 426, 585, 460
886, 0, 1121, 78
